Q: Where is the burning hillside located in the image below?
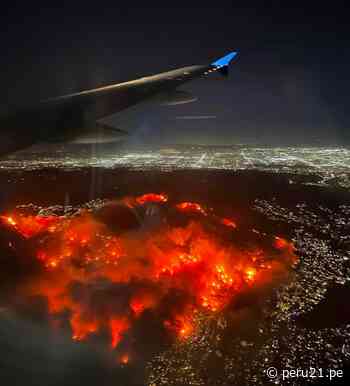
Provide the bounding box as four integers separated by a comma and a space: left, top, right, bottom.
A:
0, 193, 298, 365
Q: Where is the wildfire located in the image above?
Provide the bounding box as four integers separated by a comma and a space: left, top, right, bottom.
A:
1, 214, 60, 238
220, 217, 237, 229
122, 192, 168, 208
136, 193, 168, 205
176, 202, 207, 215
110, 318, 130, 349
130, 293, 157, 317
119, 353, 130, 365
71, 317, 99, 341
0, 193, 298, 360
4, 216, 16, 226
274, 236, 292, 250
245, 267, 257, 282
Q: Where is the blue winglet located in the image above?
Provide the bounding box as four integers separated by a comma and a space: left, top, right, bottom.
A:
211, 51, 238, 67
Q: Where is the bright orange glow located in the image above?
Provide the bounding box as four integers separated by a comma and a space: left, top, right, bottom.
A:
71, 314, 99, 341
5, 216, 16, 226
136, 193, 168, 205
176, 202, 207, 215
119, 354, 129, 365
110, 318, 129, 349
274, 236, 288, 249
178, 321, 193, 339
1, 193, 298, 355
220, 217, 237, 229
274, 236, 296, 255
130, 292, 157, 317
33, 214, 124, 269
245, 267, 257, 282
122, 193, 168, 208
130, 298, 145, 316
164, 314, 194, 340
1, 213, 61, 238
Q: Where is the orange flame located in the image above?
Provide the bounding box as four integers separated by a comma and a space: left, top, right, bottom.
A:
1, 214, 60, 238
220, 217, 237, 229
136, 193, 168, 205
71, 314, 99, 341
164, 314, 194, 340
110, 318, 129, 349
123, 192, 168, 208
119, 353, 130, 365
1, 193, 298, 356
176, 202, 207, 215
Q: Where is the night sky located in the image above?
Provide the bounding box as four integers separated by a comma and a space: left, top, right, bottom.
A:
0, 2, 349, 145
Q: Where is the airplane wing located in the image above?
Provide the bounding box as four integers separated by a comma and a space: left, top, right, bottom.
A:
0, 51, 237, 156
